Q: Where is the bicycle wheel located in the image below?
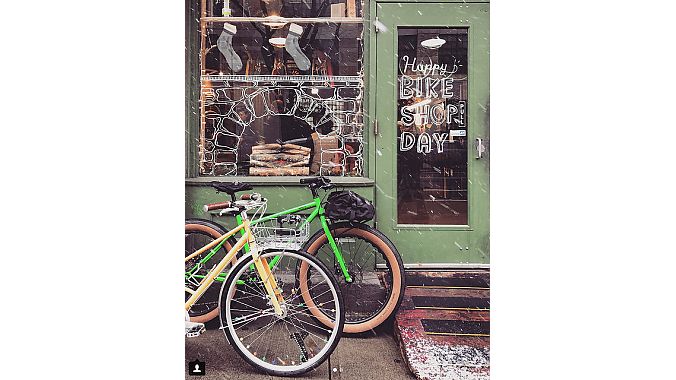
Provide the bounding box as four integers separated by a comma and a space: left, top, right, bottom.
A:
220, 249, 344, 376
185, 221, 235, 323
301, 221, 405, 333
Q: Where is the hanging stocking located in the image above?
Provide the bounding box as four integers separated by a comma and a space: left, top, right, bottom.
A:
285, 23, 311, 71
217, 23, 243, 72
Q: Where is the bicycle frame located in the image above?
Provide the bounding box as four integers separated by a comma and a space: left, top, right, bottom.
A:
242, 196, 353, 283
185, 218, 285, 316
190, 194, 353, 284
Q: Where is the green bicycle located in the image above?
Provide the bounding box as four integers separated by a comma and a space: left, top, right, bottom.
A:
185, 177, 405, 333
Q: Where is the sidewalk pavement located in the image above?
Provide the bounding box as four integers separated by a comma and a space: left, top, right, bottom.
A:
185, 322, 415, 379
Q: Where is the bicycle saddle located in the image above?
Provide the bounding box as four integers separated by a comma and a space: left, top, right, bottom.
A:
210, 181, 253, 194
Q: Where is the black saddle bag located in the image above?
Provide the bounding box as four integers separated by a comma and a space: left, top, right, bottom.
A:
324, 191, 375, 222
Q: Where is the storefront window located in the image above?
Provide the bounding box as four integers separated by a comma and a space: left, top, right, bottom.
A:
397, 27, 468, 225
197, 0, 365, 176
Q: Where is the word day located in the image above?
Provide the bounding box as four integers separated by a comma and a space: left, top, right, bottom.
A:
400, 131, 450, 153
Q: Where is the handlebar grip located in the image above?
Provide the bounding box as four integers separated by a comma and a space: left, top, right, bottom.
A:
299, 178, 313, 184
240, 193, 261, 201
203, 201, 231, 212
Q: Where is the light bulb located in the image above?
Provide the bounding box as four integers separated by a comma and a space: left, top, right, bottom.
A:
262, 15, 287, 29
269, 37, 286, 48
421, 36, 446, 49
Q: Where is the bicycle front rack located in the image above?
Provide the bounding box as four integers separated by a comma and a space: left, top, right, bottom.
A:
252, 214, 310, 251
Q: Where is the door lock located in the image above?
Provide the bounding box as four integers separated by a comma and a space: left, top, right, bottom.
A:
475, 138, 486, 159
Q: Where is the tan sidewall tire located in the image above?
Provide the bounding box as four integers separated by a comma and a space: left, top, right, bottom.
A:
301, 227, 403, 333
298, 260, 336, 329
185, 223, 233, 323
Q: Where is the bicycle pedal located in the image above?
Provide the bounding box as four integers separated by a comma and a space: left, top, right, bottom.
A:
185, 321, 206, 338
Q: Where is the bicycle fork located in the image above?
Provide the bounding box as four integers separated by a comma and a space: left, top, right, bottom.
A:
243, 220, 286, 317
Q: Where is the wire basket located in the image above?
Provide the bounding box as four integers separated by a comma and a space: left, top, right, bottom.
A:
251, 214, 310, 251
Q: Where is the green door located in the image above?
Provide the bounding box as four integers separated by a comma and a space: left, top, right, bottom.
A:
374, 1, 489, 266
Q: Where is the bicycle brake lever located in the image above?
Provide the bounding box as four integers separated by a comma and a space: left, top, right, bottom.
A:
219, 207, 239, 216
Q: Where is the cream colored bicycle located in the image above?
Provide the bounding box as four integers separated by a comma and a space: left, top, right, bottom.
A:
185, 185, 345, 376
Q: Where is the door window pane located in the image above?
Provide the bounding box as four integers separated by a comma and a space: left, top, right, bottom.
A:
397, 28, 468, 224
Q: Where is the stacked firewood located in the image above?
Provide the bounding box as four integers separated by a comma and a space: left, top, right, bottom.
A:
249, 143, 311, 176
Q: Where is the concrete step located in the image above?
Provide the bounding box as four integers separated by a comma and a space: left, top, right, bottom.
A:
394, 270, 490, 380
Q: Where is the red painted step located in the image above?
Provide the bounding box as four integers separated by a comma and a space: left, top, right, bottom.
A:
394, 271, 490, 380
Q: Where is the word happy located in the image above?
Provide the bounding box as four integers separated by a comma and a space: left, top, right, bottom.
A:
400, 56, 455, 77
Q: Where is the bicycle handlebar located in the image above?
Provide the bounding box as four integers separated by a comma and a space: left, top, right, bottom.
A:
203, 201, 231, 212
203, 193, 263, 213
299, 176, 333, 188
240, 193, 262, 201
219, 207, 240, 216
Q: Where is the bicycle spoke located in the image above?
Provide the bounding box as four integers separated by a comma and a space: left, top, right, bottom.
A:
284, 309, 336, 334
231, 310, 270, 328
237, 315, 277, 342
284, 313, 331, 343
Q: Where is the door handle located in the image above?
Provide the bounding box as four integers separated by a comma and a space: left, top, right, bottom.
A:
475, 138, 486, 159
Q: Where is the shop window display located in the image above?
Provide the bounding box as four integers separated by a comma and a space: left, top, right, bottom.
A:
197, 0, 365, 176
